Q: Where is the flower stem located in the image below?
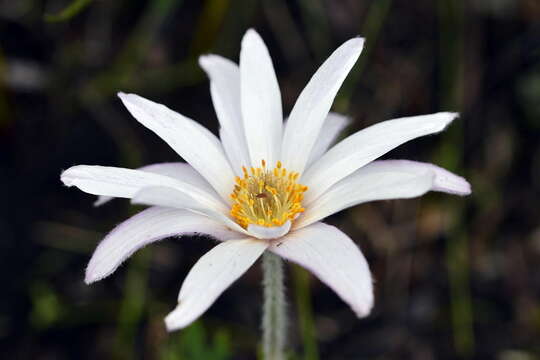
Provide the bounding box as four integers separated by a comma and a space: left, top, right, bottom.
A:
262, 252, 286, 360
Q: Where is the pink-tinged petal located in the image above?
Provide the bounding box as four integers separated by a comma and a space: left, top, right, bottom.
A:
132, 186, 250, 236
118, 92, 235, 203
306, 112, 351, 167
271, 222, 373, 317
295, 162, 435, 229
303, 112, 458, 204
371, 160, 471, 195
61, 165, 227, 213
94, 162, 214, 207
165, 238, 268, 331
199, 55, 250, 173
85, 207, 239, 284
281, 37, 364, 174
240, 29, 283, 167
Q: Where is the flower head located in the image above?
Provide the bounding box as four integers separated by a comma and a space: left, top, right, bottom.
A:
61, 29, 471, 331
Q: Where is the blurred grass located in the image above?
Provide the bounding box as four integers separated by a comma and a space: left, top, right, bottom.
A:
0, 48, 9, 129
160, 322, 232, 360
334, 0, 392, 113
292, 265, 319, 360
44, 0, 93, 23
437, 0, 475, 356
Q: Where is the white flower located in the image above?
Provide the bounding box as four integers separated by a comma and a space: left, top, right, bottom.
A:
61, 29, 471, 331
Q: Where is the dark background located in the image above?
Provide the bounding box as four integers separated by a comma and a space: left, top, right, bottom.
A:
1, 0, 539, 359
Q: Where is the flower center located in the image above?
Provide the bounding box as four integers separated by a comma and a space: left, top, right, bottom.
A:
230, 160, 308, 228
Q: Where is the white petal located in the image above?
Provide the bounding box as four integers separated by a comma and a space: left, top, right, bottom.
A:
281, 38, 364, 174
199, 55, 250, 172
165, 238, 268, 331
247, 221, 291, 239
271, 222, 373, 317
61, 165, 227, 212
95, 162, 215, 207
219, 128, 247, 177
132, 186, 250, 236
240, 29, 283, 167
295, 161, 436, 229
306, 112, 351, 167
118, 92, 235, 202
303, 112, 458, 203
85, 207, 239, 284
369, 160, 471, 195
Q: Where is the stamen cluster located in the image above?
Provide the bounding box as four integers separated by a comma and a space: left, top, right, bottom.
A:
230, 160, 308, 228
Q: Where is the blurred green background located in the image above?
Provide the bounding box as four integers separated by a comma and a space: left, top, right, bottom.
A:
1, 0, 539, 359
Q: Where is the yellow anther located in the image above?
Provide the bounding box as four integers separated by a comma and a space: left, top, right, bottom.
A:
229, 160, 308, 229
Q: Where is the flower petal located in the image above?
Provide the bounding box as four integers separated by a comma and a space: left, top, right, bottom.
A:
271, 222, 373, 317
61, 165, 227, 212
219, 128, 247, 177
165, 238, 268, 331
306, 112, 351, 167
281, 37, 364, 174
240, 29, 283, 167
303, 112, 458, 203
247, 221, 291, 239
94, 162, 215, 207
369, 160, 471, 195
295, 161, 436, 229
85, 207, 239, 284
132, 186, 250, 236
199, 55, 250, 173
118, 92, 235, 202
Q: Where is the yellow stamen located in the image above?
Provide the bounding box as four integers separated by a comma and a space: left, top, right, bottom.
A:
229, 160, 308, 228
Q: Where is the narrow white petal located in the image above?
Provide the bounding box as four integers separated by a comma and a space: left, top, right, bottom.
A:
199, 55, 250, 172
61, 165, 227, 212
369, 160, 471, 195
219, 128, 247, 177
271, 222, 373, 317
303, 112, 458, 203
95, 162, 214, 207
132, 186, 250, 236
306, 112, 351, 167
281, 38, 364, 174
118, 92, 235, 202
85, 207, 239, 284
240, 29, 283, 167
165, 238, 268, 331
295, 162, 436, 229
247, 221, 291, 239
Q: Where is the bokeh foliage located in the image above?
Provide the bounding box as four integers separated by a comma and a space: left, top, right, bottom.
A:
1, 0, 540, 359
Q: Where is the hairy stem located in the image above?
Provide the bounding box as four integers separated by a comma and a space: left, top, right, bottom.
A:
262, 252, 286, 360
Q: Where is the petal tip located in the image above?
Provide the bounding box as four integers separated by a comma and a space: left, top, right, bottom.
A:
354, 300, 374, 318
242, 28, 263, 47
164, 305, 188, 332
351, 36, 366, 48
457, 179, 472, 196
93, 196, 108, 207
442, 111, 460, 122
60, 167, 77, 186
198, 55, 211, 69
84, 271, 98, 285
